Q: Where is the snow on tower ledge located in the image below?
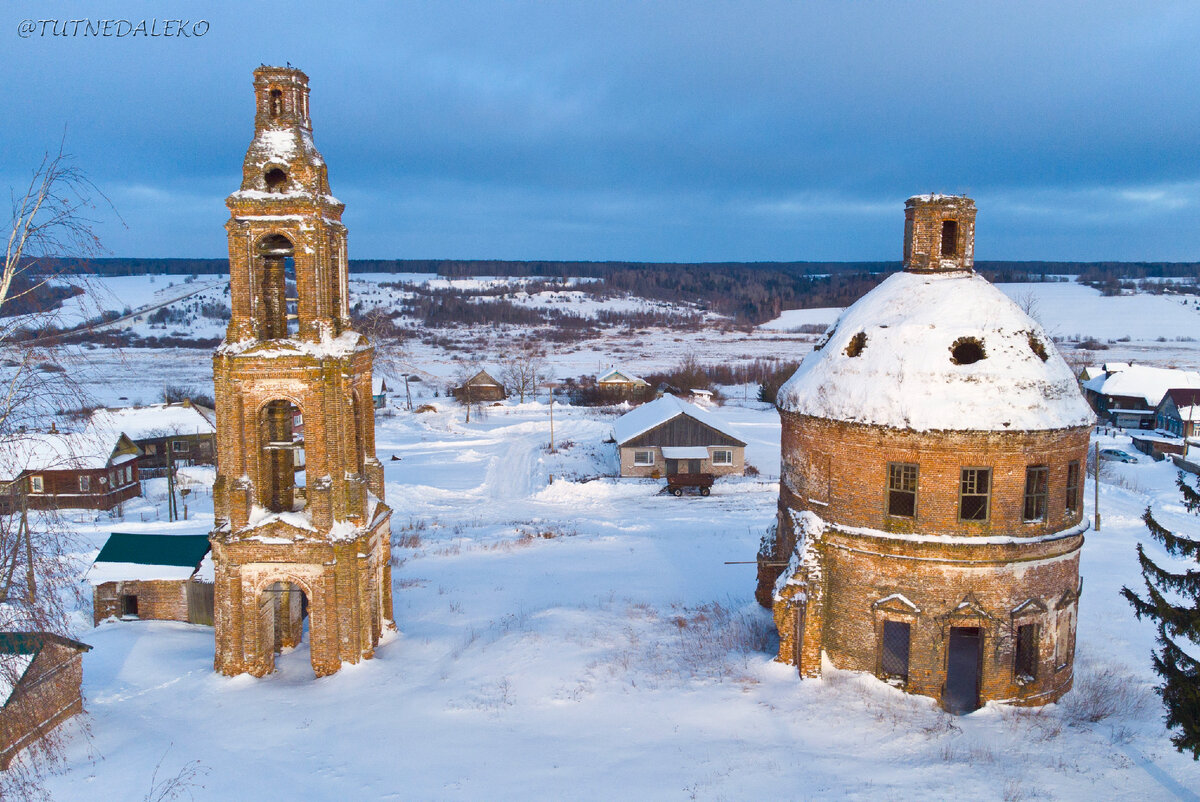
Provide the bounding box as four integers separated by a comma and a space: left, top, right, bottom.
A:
776, 269, 1095, 432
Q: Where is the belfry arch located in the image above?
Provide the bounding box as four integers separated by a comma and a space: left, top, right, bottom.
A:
211, 65, 393, 680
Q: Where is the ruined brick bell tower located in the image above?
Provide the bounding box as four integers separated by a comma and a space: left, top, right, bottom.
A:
210, 66, 393, 678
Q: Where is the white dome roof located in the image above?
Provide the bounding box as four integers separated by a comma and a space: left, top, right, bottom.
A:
777, 270, 1095, 432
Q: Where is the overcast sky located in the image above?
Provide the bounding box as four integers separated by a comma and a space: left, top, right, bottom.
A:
3, 1, 1199, 262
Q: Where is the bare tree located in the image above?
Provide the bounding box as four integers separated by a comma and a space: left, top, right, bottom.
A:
499, 347, 545, 404
0, 143, 113, 796
452, 359, 485, 424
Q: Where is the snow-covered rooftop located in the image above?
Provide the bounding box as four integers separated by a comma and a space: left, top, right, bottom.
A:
777, 270, 1096, 432
88, 403, 216, 442
613, 394, 745, 445
598, 366, 648, 386
1083, 365, 1200, 406
0, 429, 125, 479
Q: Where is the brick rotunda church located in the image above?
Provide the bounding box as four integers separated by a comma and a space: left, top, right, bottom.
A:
756, 195, 1095, 713
210, 66, 393, 677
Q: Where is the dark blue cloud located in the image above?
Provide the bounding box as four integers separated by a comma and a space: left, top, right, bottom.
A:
2, 0, 1198, 261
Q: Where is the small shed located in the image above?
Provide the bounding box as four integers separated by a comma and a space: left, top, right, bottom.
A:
453, 370, 507, 402
87, 533, 214, 626
88, 401, 217, 474
373, 377, 389, 409
0, 632, 92, 769
613, 394, 747, 478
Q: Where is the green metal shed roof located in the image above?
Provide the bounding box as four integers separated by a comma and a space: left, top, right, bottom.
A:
95, 533, 211, 568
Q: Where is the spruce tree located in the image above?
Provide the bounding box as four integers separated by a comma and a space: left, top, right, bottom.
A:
1122, 473, 1200, 759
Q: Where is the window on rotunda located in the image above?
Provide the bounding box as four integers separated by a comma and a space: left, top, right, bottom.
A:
1065, 460, 1081, 515
959, 467, 990, 521
886, 462, 917, 517
1023, 465, 1049, 522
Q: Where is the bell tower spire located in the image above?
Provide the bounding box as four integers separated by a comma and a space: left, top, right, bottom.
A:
210, 66, 393, 679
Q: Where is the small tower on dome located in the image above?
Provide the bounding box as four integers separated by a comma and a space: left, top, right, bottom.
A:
903, 194, 976, 273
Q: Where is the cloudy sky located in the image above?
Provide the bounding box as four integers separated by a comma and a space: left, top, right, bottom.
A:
3, 1, 1199, 262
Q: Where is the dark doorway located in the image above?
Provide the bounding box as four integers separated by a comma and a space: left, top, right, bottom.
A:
121, 594, 139, 618
665, 458, 679, 475
945, 626, 982, 714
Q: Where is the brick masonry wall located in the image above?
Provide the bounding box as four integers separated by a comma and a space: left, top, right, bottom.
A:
618, 445, 745, 477
0, 646, 85, 769
92, 579, 195, 625
763, 412, 1089, 709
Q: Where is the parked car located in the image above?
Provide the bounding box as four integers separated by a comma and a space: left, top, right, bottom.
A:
1099, 448, 1138, 463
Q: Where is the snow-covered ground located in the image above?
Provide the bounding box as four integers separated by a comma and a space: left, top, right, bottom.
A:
29, 394, 1200, 801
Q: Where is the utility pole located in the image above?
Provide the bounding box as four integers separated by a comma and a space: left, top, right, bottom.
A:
404, 374, 413, 411
549, 386, 556, 454
166, 443, 177, 522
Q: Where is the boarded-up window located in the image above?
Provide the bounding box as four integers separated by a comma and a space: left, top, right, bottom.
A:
711, 449, 733, 466
1023, 465, 1049, 522
1065, 460, 1081, 514
941, 220, 958, 256
1014, 623, 1038, 680
1054, 608, 1076, 669
880, 620, 910, 681
959, 468, 990, 521
887, 462, 918, 517
633, 450, 655, 466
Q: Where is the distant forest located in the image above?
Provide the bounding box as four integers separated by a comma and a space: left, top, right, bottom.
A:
30, 257, 1200, 326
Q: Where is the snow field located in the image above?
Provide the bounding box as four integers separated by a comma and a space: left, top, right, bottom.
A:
34, 397, 1200, 800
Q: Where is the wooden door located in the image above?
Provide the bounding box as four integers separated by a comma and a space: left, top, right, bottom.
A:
665, 459, 678, 475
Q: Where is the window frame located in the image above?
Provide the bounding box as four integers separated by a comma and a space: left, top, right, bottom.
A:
172, 439, 189, 453
29, 475, 44, 493
886, 462, 918, 518
879, 620, 911, 683
79, 475, 91, 493
958, 467, 991, 522
711, 449, 733, 466
1065, 460, 1081, 515
1014, 622, 1039, 681
1023, 465, 1050, 522
632, 449, 655, 467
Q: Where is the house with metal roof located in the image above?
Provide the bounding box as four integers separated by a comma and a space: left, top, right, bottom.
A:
612, 394, 746, 478
452, 369, 507, 402
0, 428, 142, 514
87, 533, 214, 626
0, 632, 91, 769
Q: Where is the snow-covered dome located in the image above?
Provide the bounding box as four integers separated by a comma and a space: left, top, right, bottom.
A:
776, 269, 1095, 432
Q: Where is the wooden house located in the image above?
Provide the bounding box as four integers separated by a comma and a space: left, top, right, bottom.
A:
613, 394, 746, 478
595, 366, 653, 404
1082, 365, 1200, 429
0, 429, 141, 514
373, 377, 389, 409
453, 369, 507, 402
1155, 388, 1200, 439
0, 632, 92, 769
88, 401, 217, 475
87, 533, 215, 626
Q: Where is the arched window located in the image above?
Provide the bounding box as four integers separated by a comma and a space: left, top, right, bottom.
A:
257, 399, 305, 512
264, 168, 288, 193
268, 88, 283, 118
350, 391, 366, 475
256, 234, 299, 338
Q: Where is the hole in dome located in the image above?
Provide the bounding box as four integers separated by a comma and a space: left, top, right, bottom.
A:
264, 168, 288, 193
844, 331, 867, 358
950, 336, 986, 365
1028, 333, 1049, 362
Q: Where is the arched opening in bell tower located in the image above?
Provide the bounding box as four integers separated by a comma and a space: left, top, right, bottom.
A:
264, 167, 288, 193
257, 398, 306, 513
350, 390, 366, 475
268, 87, 283, 118
256, 234, 299, 339
257, 579, 316, 678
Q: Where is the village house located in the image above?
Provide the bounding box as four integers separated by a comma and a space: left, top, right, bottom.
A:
0, 632, 92, 769
1155, 388, 1200, 439
613, 394, 746, 478
87, 401, 217, 475
373, 377, 389, 409
0, 428, 141, 514
759, 195, 1095, 714
87, 533, 215, 626
1082, 364, 1200, 429
453, 369, 507, 402
595, 366, 652, 403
